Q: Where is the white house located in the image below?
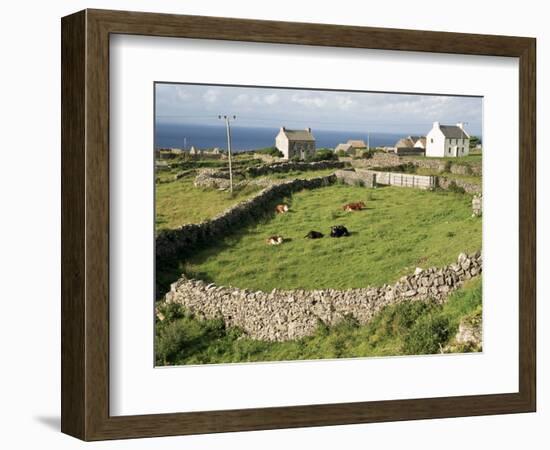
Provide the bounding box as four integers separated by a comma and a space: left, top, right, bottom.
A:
275, 127, 316, 160
426, 122, 470, 157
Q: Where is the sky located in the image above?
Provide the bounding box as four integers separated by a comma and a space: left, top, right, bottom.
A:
155, 83, 483, 137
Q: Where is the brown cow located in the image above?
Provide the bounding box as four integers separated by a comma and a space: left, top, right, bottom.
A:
343, 201, 366, 212
275, 204, 289, 214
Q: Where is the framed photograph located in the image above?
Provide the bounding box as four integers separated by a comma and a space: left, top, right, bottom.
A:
61, 9, 536, 440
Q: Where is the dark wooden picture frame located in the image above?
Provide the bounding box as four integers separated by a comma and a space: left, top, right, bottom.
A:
61, 9, 536, 441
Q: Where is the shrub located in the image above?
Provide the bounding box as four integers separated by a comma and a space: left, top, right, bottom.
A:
311, 148, 338, 162
155, 311, 229, 365
403, 314, 451, 355
443, 160, 453, 173
256, 146, 283, 157
447, 181, 466, 194
360, 149, 375, 159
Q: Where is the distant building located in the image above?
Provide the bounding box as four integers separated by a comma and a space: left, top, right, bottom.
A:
394, 135, 426, 155
189, 146, 200, 155
156, 148, 177, 159
170, 148, 185, 155
275, 127, 316, 160
426, 122, 470, 157
346, 139, 367, 150
334, 142, 354, 155
334, 139, 367, 156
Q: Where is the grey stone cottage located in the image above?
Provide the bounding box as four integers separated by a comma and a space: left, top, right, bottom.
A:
275, 126, 316, 160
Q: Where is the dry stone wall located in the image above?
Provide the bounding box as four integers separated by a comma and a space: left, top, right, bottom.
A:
350, 153, 481, 177
246, 160, 345, 177
438, 176, 482, 194
334, 169, 376, 188
161, 252, 482, 342
350, 153, 402, 168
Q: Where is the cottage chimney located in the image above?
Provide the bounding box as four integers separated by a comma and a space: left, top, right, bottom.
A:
280, 126, 286, 132
456, 122, 465, 130
433, 121, 440, 129
305, 127, 311, 133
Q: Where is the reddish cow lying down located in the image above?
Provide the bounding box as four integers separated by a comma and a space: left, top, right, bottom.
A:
266, 235, 284, 245
343, 201, 366, 211
275, 204, 289, 214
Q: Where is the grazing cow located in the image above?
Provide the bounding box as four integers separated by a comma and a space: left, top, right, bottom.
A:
266, 235, 284, 245
330, 225, 350, 238
275, 204, 289, 214
343, 201, 366, 212
304, 230, 324, 239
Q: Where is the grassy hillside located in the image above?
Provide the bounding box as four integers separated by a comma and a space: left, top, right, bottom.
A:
155, 277, 482, 365
182, 184, 482, 291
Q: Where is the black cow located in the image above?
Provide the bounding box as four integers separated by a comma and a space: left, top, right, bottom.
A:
305, 230, 324, 239
330, 225, 350, 238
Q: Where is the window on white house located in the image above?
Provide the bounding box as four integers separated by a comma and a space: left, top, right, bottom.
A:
430, 138, 433, 143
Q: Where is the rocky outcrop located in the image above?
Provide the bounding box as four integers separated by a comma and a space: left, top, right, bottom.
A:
472, 194, 483, 216
161, 252, 482, 342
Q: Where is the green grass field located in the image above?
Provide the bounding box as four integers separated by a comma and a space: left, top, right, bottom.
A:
155, 168, 337, 231
181, 184, 481, 291
155, 277, 482, 365
155, 177, 262, 231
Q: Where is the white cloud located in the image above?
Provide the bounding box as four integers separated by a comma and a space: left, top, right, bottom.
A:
233, 93, 249, 105
155, 83, 482, 135
174, 86, 191, 101
203, 89, 219, 103
264, 93, 279, 105
334, 95, 355, 111
291, 93, 327, 108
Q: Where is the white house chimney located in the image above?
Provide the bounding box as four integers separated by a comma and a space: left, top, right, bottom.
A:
433, 121, 440, 129
305, 127, 311, 133
456, 122, 465, 130
280, 126, 286, 132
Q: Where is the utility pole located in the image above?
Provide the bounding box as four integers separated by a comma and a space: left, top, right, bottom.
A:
218, 114, 236, 194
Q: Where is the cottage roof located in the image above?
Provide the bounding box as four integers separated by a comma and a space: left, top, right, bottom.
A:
395, 135, 427, 148
335, 143, 353, 152
346, 139, 367, 148
395, 137, 414, 148
439, 125, 469, 139
281, 128, 315, 141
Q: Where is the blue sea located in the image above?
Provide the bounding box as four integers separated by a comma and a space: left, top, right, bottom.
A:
155, 122, 406, 152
